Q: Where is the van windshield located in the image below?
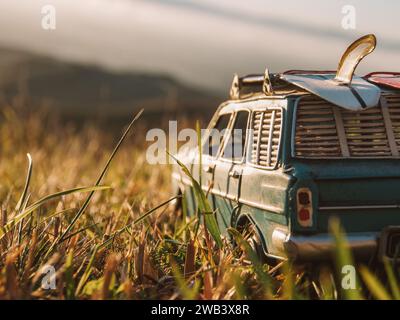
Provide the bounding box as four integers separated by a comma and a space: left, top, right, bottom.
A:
293, 94, 400, 158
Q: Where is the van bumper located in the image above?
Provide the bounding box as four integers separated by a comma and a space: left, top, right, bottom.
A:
282, 232, 378, 261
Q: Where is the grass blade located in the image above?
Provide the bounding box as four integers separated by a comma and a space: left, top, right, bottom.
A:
383, 257, 400, 299
329, 217, 363, 300
196, 121, 202, 188
98, 195, 178, 250
228, 227, 272, 298
359, 265, 392, 300
58, 109, 143, 243
0, 185, 111, 239
171, 258, 200, 300
184, 239, 196, 279
168, 151, 222, 248
75, 245, 99, 296
15, 153, 33, 212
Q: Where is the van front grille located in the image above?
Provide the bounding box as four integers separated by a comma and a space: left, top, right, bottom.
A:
294, 93, 400, 158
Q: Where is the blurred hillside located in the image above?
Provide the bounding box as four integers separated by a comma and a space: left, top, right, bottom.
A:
0, 47, 224, 123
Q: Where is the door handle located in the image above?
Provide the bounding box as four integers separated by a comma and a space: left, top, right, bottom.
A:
229, 170, 240, 179
203, 164, 215, 173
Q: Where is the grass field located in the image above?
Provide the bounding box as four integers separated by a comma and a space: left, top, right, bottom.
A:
0, 105, 399, 300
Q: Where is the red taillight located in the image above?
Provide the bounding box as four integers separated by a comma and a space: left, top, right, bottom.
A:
297, 188, 313, 227
298, 208, 310, 221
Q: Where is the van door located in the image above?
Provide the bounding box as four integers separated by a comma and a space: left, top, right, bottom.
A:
240, 106, 285, 213
213, 110, 250, 234
190, 112, 232, 214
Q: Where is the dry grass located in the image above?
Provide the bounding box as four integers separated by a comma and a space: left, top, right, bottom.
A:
0, 105, 398, 300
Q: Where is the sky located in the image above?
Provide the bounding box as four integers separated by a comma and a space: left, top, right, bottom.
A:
0, 0, 398, 92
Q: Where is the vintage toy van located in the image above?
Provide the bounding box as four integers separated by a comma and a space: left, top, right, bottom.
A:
171, 35, 400, 262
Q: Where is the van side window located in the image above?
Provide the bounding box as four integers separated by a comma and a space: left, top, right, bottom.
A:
221, 111, 249, 161
203, 113, 231, 157
249, 109, 282, 168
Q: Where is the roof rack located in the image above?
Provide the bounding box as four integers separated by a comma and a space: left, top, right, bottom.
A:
283, 70, 336, 75
229, 69, 292, 99
229, 34, 379, 104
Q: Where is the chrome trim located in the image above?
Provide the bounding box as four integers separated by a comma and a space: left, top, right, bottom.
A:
283, 232, 378, 261
214, 113, 235, 159
178, 167, 285, 214
206, 187, 282, 212
255, 111, 264, 164
319, 204, 400, 211
266, 109, 276, 166
290, 96, 301, 158
242, 75, 264, 83
271, 228, 289, 253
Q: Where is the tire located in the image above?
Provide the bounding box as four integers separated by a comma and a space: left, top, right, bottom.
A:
237, 220, 267, 264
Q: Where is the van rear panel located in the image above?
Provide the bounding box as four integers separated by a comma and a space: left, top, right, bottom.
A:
290, 93, 400, 234
291, 159, 400, 233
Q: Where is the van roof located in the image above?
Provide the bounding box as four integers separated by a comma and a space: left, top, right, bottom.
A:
227, 35, 388, 110
227, 71, 399, 110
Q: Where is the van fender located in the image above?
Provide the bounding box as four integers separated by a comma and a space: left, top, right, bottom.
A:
235, 210, 289, 260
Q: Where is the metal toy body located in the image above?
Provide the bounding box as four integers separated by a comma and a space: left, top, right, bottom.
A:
171, 35, 400, 262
